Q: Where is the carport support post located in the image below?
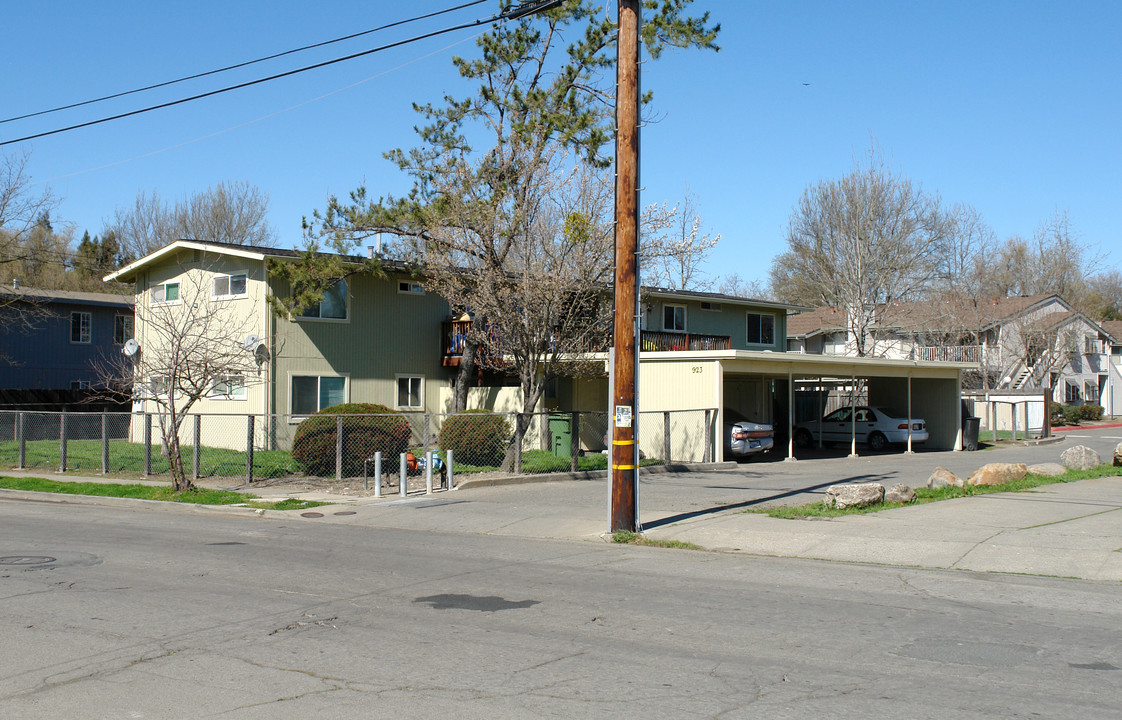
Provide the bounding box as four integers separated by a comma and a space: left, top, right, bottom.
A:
849, 376, 858, 458
817, 381, 823, 449
1011, 403, 1018, 442
786, 370, 795, 461
906, 375, 914, 454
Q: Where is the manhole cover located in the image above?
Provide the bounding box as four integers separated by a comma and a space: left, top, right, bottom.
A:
0, 556, 57, 566
300, 512, 324, 518
333, 511, 356, 516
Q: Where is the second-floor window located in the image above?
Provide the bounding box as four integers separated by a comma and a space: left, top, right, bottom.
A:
747, 312, 775, 345
663, 304, 686, 332
70, 312, 91, 344
114, 315, 133, 345
151, 282, 179, 304
299, 279, 348, 320
1084, 336, 1103, 354
212, 272, 248, 299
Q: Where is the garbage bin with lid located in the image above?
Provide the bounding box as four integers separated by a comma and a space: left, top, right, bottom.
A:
548, 413, 573, 458
962, 416, 980, 451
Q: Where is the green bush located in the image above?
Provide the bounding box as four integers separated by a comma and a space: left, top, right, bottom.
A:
292, 403, 411, 477
439, 410, 511, 466
1050, 403, 1067, 426
1080, 404, 1104, 421
1062, 404, 1083, 426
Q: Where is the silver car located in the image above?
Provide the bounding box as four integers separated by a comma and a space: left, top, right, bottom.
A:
794, 406, 928, 451
724, 408, 775, 462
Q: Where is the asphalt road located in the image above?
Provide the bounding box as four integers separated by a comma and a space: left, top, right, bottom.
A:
2, 497, 1120, 719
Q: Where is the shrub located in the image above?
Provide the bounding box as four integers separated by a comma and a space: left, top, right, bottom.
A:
1062, 404, 1082, 426
292, 403, 411, 477
1050, 403, 1067, 426
1080, 404, 1104, 421
439, 410, 511, 466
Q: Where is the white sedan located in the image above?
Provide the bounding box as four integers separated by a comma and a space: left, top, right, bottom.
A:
794, 406, 928, 451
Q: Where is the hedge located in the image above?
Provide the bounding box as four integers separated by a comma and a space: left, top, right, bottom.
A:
292, 403, 411, 477
439, 410, 511, 466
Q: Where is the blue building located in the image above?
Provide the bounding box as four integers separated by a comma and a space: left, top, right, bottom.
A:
0, 287, 134, 391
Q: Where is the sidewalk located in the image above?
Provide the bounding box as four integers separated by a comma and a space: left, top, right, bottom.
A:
3, 436, 1121, 582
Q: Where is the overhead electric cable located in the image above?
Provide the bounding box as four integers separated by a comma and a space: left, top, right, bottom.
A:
1, 0, 563, 148
0, 0, 489, 125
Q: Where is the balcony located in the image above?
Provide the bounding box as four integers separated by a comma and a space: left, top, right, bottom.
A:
911, 345, 983, 363
442, 321, 731, 365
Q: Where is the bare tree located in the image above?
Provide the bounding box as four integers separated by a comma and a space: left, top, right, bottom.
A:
716, 272, 771, 299
641, 187, 720, 290
0, 150, 58, 324
769, 148, 952, 356
106, 181, 276, 259
99, 268, 264, 491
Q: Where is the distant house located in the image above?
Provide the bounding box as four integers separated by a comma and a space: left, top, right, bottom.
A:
0, 286, 134, 392
786, 294, 1115, 406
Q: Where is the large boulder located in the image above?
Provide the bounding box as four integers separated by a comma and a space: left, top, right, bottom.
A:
1027, 463, 1066, 477
1060, 445, 1101, 471
967, 463, 1027, 487
1113, 442, 1122, 467
884, 484, 916, 504
824, 483, 884, 509
927, 466, 964, 489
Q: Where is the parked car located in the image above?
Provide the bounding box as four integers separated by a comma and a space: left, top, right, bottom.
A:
794, 406, 928, 451
724, 408, 775, 462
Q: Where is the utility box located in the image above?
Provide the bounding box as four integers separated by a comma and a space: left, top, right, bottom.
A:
549, 413, 573, 458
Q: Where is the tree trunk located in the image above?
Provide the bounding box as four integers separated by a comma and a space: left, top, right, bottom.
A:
159, 413, 193, 492
451, 336, 481, 413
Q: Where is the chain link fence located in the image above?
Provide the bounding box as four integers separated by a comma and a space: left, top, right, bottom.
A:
0, 408, 716, 484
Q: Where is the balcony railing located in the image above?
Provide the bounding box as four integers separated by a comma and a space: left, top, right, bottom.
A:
911, 345, 983, 363
442, 321, 731, 364
640, 330, 731, 352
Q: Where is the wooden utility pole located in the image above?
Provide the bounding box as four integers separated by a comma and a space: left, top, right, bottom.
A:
610, 0, 640, 532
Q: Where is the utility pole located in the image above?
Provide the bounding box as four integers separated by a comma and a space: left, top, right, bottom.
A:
610, 0, 640, 532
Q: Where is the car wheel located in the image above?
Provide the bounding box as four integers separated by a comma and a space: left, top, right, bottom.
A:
794, 429, 813, 449
868, 431, 888, 451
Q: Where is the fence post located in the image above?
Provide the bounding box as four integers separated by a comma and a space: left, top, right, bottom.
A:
514, 413, 523, 474
703, 409, 713, 463
373, 451, 382, 497
245, 415, 255, 484
399, 453, 408, 497
192, 414, 201, 481
59, 411, 68, 473
540, 410, 550, 451
101, 410, 109, 474
447, 449, 455, 490
570, 412, 580, 472
663, 411, 671, 466
336, 416, 343, 481
18, 412, 26, 469
144, 413, 152, 476
425, 451, 433, 494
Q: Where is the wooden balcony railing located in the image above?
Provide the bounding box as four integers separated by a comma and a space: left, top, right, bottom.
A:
911, 345, 983, 363
442, 322, 732, 365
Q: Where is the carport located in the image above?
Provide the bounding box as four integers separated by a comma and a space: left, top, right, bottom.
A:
635, 350, 974, 462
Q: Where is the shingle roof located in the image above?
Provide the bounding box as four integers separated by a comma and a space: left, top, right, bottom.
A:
0, 286, 133, 308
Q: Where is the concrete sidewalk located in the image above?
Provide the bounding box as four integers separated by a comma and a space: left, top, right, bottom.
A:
3, 431, 1122, 582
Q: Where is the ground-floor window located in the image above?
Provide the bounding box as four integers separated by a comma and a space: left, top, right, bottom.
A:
1065, 381, 1082, 404
396, 375, 423, 409
292, 375, 346, 416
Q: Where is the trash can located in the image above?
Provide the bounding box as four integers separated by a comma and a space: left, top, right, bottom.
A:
962, 416, 980, 451
548, 413, 573, 458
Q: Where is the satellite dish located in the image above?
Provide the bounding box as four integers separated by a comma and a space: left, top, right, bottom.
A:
122, 339, 140, 357
243, 334, 261, 351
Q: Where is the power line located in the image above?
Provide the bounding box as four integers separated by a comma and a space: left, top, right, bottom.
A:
0, 0, 490, 126
1, 0, 564, 148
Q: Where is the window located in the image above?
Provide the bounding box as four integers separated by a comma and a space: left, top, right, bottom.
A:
70, 380, 91, 390
151, 282, 179, 304
70, 312, 91, 344
700, 301, 722, 312
747, 312, 775, 345
299, 279, 347, 320
210, 374, 246, 400
1085, 381, 1099, 403
212, 272, 248, 298
663, 304, 686, 332
398, 281, 424, 295
149, 375, 170, 397
1065, 381, 1082, 404
291, 375, 346, 416
114, 315, 133, 345
396, 376, 423, 409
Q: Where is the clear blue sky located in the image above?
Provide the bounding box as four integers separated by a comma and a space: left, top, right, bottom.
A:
4, 1, 1120, 289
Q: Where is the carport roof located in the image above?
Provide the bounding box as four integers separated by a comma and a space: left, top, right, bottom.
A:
640, 348, 973, 379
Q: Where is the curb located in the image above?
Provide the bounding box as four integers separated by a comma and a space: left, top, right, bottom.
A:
452, 461, 738, 490
1051, 422, 1122, 432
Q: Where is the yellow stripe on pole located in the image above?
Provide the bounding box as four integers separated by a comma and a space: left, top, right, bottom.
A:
612, 439, 635, 446
613, 464, 637, 470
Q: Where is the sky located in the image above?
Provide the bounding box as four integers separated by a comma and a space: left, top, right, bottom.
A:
3, 1, 1120, 290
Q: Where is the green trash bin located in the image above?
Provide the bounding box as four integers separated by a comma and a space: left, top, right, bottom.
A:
549, 413, 573, 458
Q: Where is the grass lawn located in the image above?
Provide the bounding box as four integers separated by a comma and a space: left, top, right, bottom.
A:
449, 449, 664, 475
0, 476, 327, 511
752, 465, 1122, 519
